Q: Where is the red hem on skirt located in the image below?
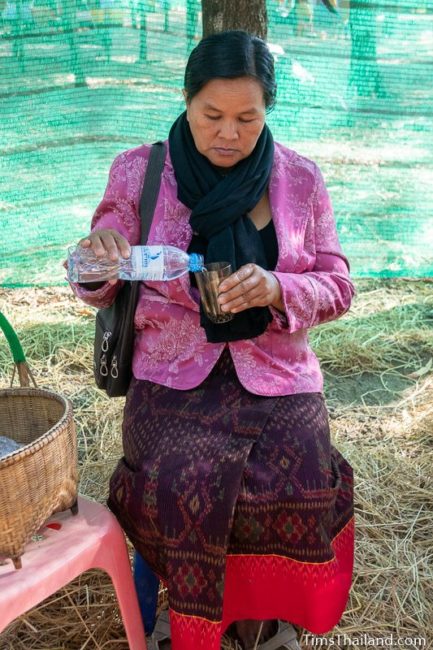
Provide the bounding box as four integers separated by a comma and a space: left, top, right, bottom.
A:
168, 515, 355, 650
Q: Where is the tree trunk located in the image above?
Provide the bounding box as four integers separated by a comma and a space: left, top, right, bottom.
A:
202, 0, 267, 39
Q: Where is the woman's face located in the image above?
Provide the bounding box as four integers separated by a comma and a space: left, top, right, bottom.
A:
184, 77, 266, 169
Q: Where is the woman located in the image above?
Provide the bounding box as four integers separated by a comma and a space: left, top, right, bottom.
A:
69, 30, 355, 650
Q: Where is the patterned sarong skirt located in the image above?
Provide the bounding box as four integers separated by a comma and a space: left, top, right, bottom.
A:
107, 349, 355, 650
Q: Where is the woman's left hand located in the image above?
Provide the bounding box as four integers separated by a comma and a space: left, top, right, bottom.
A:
217, 264, 283, 314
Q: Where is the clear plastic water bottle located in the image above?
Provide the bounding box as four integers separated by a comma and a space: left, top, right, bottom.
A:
67, 245, 204, 283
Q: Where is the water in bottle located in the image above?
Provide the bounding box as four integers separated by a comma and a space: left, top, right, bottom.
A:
67, 245, 204, 283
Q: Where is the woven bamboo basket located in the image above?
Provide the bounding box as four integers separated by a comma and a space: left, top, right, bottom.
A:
0, 312, 78, 569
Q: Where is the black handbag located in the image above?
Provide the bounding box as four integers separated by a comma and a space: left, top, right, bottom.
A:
93, 141, 166, 397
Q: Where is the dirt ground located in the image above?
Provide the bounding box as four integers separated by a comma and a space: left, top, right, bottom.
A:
0, 278, 432, 649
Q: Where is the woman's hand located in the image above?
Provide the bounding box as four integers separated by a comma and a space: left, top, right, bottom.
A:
79, 229, 131, 261
77, 229, 131, 286
217, 264, 284, 314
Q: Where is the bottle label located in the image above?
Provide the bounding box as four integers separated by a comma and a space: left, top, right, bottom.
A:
131, 246, 164, 280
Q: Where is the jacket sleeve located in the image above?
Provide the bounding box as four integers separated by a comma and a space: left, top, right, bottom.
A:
271, 164, 355, 333
67, 152, 141, 309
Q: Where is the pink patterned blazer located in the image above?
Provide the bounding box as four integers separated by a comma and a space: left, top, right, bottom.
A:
70, 140, 355, 396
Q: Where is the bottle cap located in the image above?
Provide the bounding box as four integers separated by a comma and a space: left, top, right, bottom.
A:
189, 253, 204, 273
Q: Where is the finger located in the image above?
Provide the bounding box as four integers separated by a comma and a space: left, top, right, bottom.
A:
79, 237, 92, 248
218, 264, 255, 293
218, 270, 266, 305
85, 233, 107, 258
108, 230, 131, 257
232, 291, 270, 312
100, 232, 130, 260
99, 232, 122, 261
220, 281, 263, 307
220, 287, 266, 312
112, 232, 131, 259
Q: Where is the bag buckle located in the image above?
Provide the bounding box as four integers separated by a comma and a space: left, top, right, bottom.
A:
111, 355, 119, 379
100, 353, 108, 377
101, 331, 112, 353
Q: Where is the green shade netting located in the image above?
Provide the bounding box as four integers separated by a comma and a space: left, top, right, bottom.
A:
1, 0, 432, 287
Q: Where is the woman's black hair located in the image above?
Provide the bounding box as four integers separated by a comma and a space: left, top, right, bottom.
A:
184, 30, 277, 112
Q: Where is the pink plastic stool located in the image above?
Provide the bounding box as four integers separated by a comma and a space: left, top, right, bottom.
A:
0, 495, 147, 649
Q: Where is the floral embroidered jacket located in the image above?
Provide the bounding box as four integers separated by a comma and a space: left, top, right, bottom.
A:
69, 140, 355, 396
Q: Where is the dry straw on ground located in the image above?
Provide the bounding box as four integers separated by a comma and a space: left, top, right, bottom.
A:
0, 279, 432, 649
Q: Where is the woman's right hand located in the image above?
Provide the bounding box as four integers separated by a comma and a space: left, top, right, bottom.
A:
78, 229, 131, 286
79, 229, 131, 261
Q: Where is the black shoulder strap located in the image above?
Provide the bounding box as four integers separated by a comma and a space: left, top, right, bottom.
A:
139, 141, 166, 245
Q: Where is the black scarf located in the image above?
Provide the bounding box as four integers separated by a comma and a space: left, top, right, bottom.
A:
168, 111, 274, 343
